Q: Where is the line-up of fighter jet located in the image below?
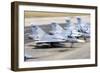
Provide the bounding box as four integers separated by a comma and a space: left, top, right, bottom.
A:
28, 17, 90, 48
24, 17, 90, 61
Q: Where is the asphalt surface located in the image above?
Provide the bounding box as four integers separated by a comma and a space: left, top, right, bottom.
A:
24, 24, 90, 61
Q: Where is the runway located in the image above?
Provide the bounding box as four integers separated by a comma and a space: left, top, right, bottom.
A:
25, 42, 90, 61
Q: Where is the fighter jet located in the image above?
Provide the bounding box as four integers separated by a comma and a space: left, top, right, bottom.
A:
28, 22, 85, 47
64, 19, 82, 38
49, 20, 82, 40
29, 24, 65, 47
75, 17, 90, 40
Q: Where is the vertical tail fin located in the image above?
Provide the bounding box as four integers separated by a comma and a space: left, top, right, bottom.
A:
31, 25, 46, 40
